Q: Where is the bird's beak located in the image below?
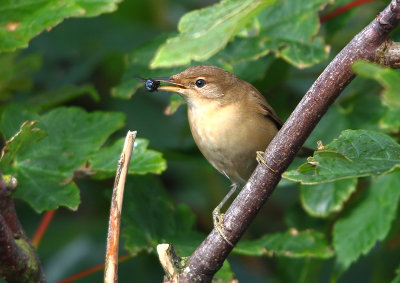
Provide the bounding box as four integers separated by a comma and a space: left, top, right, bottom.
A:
153, 77, 186, 92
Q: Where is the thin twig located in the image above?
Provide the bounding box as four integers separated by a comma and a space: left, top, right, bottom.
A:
59, 254, 132, 283
104, 131, 137, 283
179, 1, 400, 282
319, 0, 377, 23
32, 210, 56, 249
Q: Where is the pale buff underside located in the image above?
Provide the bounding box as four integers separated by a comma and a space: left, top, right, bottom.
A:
187, 99, 278, 186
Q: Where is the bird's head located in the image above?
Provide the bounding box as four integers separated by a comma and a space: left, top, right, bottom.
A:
156, 65, 240, 107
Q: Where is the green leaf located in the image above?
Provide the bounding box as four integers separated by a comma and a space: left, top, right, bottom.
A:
122, 175, 203, 256
150, 0, 330, 68
112, 34, 183, 99
233, 0, 330, 68
301, 178, 357, 218
25, 84, 100, 112
306, 93, 384, 147
284, 130, 400, 184
393, 264, 400, 283
164, 94, 185, 116
205, 48, 275, 82
234, 229, 334, 258
254, 0, 330, 68
352, 61, 400, 108
277, 257, 325, 283
0, 105, 40, 139
0, 0, 122, 52
202, 0, 330, 68
76, 0, 121, 17
284, 203, 327, 232
0, 53, 41, 101
278, 36, 328, 68
333, 172, 400, 271
0, 121, 47, 168
89, 137, 166, 179
150, 0, 276, 68
0, 106, 125, 212
321, 0, 358, 39
214, 260, 235, 282
113, 34, 274, 113
352, 61, 400, 133
381, 106, 400, 133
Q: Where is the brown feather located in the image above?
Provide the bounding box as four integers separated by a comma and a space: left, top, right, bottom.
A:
258, 103, 283, 130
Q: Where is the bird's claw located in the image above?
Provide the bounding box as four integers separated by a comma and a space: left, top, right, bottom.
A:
213, 208, 234, 246
256, 151, 277, 173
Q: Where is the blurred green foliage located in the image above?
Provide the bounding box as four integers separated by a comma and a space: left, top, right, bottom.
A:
1, 0, 400, 282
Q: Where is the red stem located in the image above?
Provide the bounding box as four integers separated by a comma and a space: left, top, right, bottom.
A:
57, 254, 132, 283
32, 210, 56, 249
320, 0, 378, 23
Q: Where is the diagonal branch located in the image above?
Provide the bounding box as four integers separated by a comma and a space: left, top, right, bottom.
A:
179, 1, 400, 282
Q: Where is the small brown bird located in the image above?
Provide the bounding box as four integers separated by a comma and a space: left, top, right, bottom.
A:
149, 65, 283, 245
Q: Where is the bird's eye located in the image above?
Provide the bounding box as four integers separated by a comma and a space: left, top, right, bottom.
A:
195, 79, 206, 88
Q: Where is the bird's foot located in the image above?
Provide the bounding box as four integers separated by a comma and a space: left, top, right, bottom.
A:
213, 207, 234, 246
256, 151, 278, 173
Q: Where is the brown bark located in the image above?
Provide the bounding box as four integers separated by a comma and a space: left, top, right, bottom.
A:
0, 175, 46, 282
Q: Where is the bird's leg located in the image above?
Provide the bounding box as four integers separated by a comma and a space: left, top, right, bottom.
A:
213, 183, 239, 246
256, 151, 278, 173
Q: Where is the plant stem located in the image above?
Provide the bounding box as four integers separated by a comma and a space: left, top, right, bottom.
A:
104, 130, 137, 283
0, 175, 46, 282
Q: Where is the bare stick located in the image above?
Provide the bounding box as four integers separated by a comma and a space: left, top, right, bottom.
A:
104, 130, 137, 283
179, 1, 400, 282
157, 244, 183, 282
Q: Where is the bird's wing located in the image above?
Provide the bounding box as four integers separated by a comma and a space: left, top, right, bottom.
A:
249, 88, 315, 156
258, 103, 283, 130
245, 81, 283, 130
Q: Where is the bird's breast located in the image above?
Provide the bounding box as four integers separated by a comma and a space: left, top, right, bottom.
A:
188, 103, 237, 146
187, 101, 277, 185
